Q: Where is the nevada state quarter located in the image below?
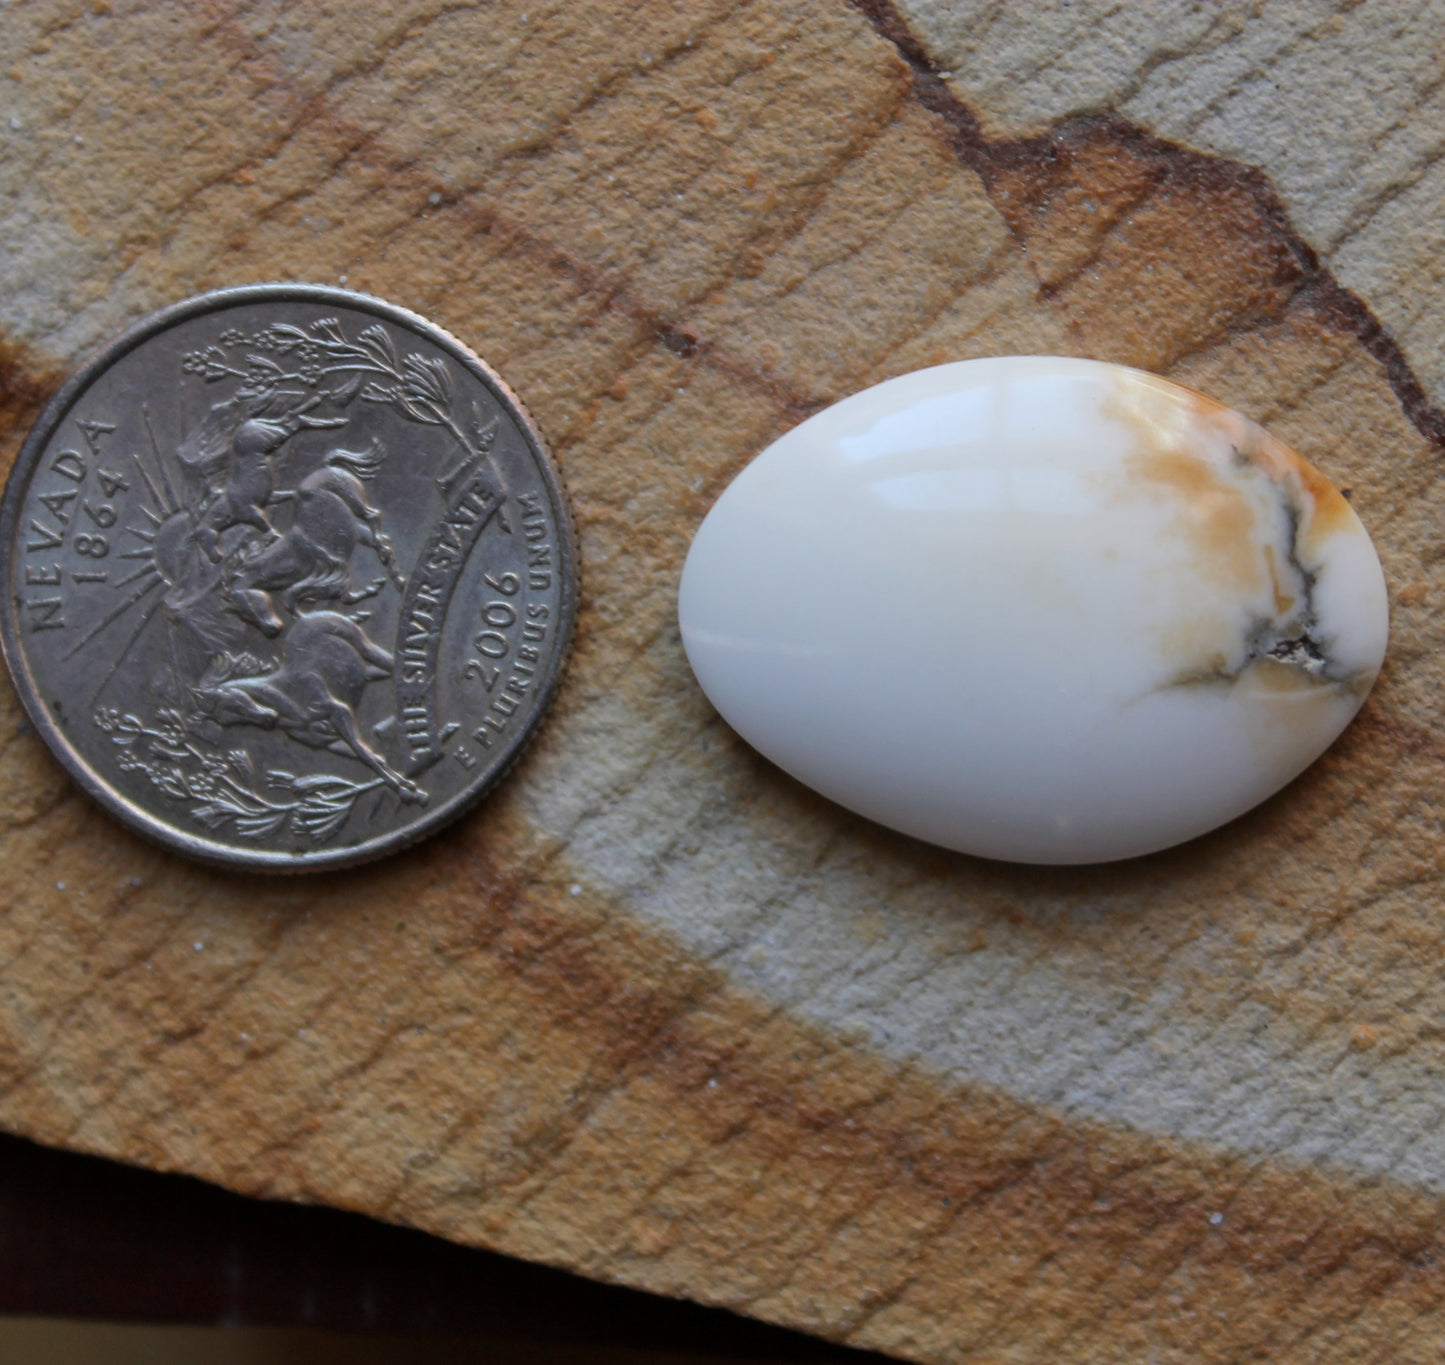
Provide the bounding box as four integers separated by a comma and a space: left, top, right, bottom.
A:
0, 285, 577, 870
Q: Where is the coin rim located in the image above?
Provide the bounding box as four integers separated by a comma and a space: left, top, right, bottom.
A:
0, 283, 579, 872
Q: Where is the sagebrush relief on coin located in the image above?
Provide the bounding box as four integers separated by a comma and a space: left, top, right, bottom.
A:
0, 286, 577, 869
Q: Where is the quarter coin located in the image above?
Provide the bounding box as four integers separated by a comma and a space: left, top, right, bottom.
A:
0, 285, 577, 870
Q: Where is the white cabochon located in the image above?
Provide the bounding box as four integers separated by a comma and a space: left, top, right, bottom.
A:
678, 357, 1389, 864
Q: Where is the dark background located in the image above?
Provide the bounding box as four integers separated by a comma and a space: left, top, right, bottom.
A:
0, 1131, 891, 1361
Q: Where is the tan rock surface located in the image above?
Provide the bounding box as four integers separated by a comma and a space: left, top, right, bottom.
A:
1, 2, 1444, 1362
896, 0, 1445, 411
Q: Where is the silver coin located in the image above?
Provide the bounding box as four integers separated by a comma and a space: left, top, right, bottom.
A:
0, 285, 577, 870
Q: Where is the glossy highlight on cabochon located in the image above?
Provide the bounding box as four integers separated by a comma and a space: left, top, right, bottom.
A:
678, 357, 1389, 865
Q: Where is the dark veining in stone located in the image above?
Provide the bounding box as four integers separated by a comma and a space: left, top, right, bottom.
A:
1160, 461, 1360, 695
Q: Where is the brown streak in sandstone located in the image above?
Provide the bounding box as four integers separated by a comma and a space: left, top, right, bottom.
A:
849, 0, 1445, 451
0, 340, 63, 477
7, 772, 1439, 1358
2, 7, 841, 447
184, 3, 850, 432
411, 193, 833, 428
307, 840, 1445, 1360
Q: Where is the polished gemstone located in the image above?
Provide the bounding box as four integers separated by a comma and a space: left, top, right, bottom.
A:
678, 357, 1389, 864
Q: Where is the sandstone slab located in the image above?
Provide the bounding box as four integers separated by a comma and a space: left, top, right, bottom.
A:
1, 3, 1444, 1363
